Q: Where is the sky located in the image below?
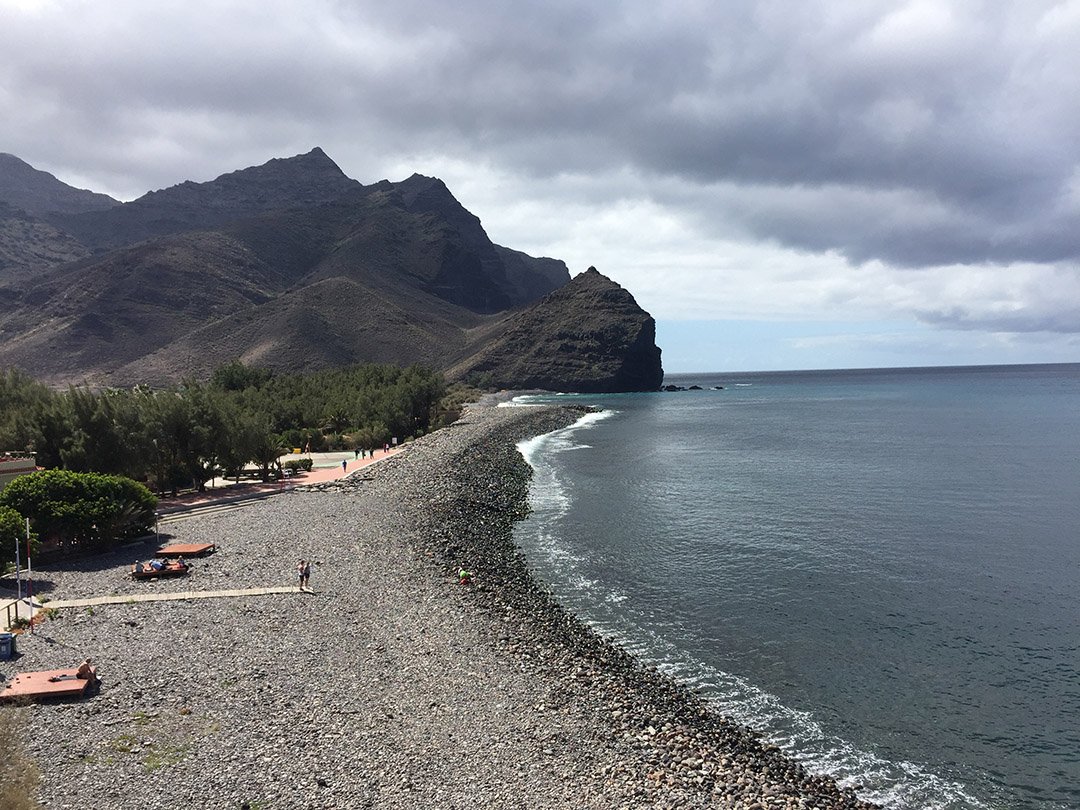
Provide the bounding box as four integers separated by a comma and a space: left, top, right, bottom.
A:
2, 0, 1079, 373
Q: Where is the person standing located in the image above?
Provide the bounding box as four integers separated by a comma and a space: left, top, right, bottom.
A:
297, 559, 307, 590
342, 459, 348, 473
302, 559, 312, 591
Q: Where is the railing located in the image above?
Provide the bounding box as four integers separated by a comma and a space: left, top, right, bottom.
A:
1, 597, 36, 632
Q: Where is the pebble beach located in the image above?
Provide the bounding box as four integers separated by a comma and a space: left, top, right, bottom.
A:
2, 404, 877, 810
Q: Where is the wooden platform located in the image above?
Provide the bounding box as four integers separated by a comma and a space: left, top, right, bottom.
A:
0, 667, 97, 702
132, 561, 189, 579
157, 542, 216, 557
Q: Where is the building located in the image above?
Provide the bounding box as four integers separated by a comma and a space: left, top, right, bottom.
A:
0, 455, 37, 492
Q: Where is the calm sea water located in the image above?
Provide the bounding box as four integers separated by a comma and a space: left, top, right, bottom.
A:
510, 364, 1080, 810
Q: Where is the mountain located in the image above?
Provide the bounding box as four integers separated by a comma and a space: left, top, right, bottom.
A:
45, 147, 361, 252
447, 268, 664, 392
0, 150, 663, 391
0, 152, 119, 216
0, 202, 92, 289
0, 154, 117, 287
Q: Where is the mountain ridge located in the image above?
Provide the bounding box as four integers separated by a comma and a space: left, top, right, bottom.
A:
0, 149, 663, 392
0, 152, 120, 216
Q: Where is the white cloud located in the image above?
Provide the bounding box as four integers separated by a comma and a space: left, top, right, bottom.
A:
1, 0, 1079, 366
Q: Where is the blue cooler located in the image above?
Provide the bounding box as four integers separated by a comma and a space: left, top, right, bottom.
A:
0, 632, 13, 660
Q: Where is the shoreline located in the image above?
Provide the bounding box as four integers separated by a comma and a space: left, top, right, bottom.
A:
1, 404, 877, 809
388, 403, 878, 809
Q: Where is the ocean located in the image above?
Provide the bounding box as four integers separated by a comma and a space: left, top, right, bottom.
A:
510, 364, 1080, 810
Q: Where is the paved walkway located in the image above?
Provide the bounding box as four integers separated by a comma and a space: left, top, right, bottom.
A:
42, 586, 306, 610
1, 595, 37, 630
3, 588, 310, 631
155, 446, 403, 514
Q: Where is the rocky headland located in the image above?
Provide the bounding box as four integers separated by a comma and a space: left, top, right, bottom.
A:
2, 406, 875, 809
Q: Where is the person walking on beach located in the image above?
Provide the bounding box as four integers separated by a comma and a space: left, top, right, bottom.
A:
298, 559, 308, 591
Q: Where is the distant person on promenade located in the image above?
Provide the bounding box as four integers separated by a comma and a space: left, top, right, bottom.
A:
342, 459, 347, 473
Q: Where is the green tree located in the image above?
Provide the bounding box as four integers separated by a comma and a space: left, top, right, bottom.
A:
210, 360, 273, 391
0, 505, 35, 569
0, 368, 52, 452
0, 470, 156, 555
23, 395, 74, 471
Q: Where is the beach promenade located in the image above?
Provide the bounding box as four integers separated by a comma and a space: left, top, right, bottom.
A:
156, 445, 402, 513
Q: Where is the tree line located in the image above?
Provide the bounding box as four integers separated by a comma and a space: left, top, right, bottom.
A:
0, 361, 451, 491
0, 362, 457, 564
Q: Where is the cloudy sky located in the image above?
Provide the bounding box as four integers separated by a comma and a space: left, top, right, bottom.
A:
3, 0, 1079, 372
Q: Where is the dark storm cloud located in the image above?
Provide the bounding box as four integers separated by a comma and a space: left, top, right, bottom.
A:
2, 0, 1078, 272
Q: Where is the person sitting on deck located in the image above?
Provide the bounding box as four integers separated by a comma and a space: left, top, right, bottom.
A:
134, 561, 145, 573
76, 659, 94, 680
149, 559, 164, 571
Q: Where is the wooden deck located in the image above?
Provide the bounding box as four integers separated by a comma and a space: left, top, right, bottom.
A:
0, 667, 96, 702
157, 542, 216, 557
132, 561, 190, 579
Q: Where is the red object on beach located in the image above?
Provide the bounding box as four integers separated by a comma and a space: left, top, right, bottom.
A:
157, 543, 216, 557
0, 667, 98, 702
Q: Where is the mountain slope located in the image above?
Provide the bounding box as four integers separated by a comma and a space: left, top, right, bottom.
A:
0, 231, 285, 383
0, 202, 92, 288
0, 152, 119, 216
0, 151, 662, 392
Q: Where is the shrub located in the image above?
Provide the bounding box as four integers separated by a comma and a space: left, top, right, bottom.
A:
281, 458, 313, 473
0, 470, 157, 555
0, 504, 35, 568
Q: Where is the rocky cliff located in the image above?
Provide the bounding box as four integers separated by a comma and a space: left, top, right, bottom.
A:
447, 268, 663, 392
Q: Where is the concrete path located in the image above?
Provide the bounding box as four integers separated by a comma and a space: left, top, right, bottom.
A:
156, 446, 403, 515
41, 586, 306, 610
4, 586, 311, 631
1, 595, 38, 630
